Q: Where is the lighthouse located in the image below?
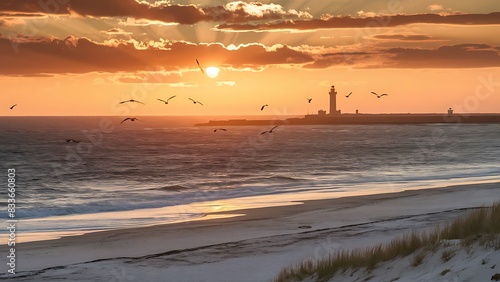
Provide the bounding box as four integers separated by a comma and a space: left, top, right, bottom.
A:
329, 85, 341, 115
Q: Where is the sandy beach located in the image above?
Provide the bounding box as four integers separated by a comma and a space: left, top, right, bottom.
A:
2, 182, 500, 281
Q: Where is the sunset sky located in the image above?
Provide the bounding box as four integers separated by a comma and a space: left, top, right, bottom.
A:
1, 0, 499, 116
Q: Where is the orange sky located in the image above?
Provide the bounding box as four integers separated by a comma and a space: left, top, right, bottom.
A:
1, 0, 499, 116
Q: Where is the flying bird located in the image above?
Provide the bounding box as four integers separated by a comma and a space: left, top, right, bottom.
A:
121, 117, 141, 124
188, 98, 204, 106
119, 99, 145, 105
196, 59, 205, 75
371, 92, 389, 98
157, 96, 176, 104
214, 128, 227, 132
66, 139, 80, 143
346, 92, 353, 98
260, 104, 268, 111
307, 98, 312, 103
261, 126, 279, 135
9, 104, 17, 110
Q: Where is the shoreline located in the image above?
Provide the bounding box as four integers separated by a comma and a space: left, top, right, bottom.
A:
9, 177, 500, 244
3, 181, 499, 276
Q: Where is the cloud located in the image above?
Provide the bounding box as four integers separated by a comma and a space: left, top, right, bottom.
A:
216, 12, 500, 31
303, 44, 500, 69
203, 1, 311, 23
373, 34, 435, 41
0, 0, 204, 24
428, 4, 444, 11
101, 28, 132, 35
1, 35, 498, 76
0, 16, 27, 26
0, 36, 313, 76
356, 11, 378, 18
386, 44, 500, 68
303, 51, 380, 69
0, 0, 310, 25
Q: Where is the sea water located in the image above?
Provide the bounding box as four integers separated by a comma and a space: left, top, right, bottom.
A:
1, 117, 500, 239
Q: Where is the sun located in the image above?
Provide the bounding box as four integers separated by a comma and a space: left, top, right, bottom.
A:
205, 66, 220, 78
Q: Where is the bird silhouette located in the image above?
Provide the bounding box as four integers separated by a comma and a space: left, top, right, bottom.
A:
307, 98, 312, 103
119, 99, 145, 105
371, 92, 388, 98
66, 139, 80, 143
157, 96, 176, 104
214, 128, 227, 132
9, 104, 17, 110
189, 98, 204, 106
346, 92, 353, 98
261, 126, 278, 135
121, 117, 141, 124
196, 59, 205, 75
261, 104, 268, 111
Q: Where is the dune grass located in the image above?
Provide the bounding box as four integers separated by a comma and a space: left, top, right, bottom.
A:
274, 202, 500, 282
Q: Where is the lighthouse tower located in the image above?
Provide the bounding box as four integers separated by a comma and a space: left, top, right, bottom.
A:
329, 85, 341, 115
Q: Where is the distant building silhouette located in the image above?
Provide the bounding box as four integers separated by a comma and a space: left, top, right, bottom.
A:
318, 109, 326, 116
329, 85, 341, 115
448, 108, 454, 115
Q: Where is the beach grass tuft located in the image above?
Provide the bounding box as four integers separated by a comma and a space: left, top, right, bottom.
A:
440, 269, 451, 276
440, 249, 456, 263
411, 250, 427, 267
274, 202, 500, 282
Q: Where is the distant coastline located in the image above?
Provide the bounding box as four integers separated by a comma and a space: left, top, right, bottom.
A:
195, 112, 500, 126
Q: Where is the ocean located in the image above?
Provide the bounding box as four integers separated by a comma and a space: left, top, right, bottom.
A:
1, 117, 500, 240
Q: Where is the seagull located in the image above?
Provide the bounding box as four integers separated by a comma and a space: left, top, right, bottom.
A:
196, 59, 205, 75
9, 104, 17, 110
307, 98, 312, 103
214, 128, 227, 132
260, 104, 268, 111
121, 117, 141, 124
119, 99, 145, 105
66, 139, 80, 143
371, 92, 389, 98
157, 96, 176, 104
261, 126, 278, 135
188, 98, 204, 106
346, 92, 353, 98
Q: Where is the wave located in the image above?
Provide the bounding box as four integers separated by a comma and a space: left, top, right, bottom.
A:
149, 185, 190, 192
264, 175, 305, 182
6, 200, 179, 219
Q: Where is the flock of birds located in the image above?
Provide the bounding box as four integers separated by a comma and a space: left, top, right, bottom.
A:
8, 58, 390, 141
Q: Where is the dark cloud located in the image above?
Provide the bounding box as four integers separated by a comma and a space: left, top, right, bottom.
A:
1, 35, 498, 76
386, 44, 500, 68
373, 34, 434, 41
0, 0, 204, 24
303, 44, 500, 69
0, 36, 313, 76
0, 0, 310, 25
303, 52, 381, 69
216, 12, 500, 31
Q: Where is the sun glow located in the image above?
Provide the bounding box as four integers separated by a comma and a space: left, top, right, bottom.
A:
206, 67, 220, 78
